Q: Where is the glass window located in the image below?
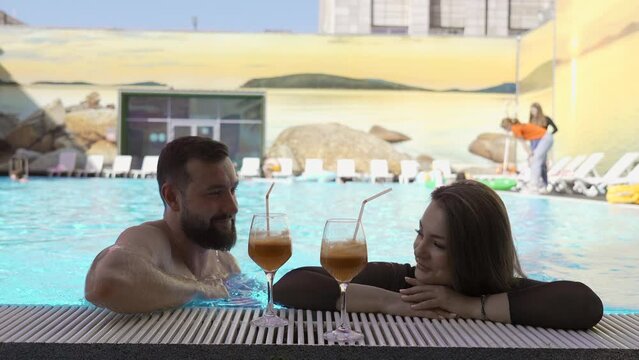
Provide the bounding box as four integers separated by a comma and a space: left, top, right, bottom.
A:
187, 97, 218, 119
127, 96, 168, 118
173, 126, 191, 139
219, 97, 263, 120
126, 121, 167, 158
373, 0, 410, 27
220, 123, 262, 164
169, 97, 190, 118
429, 0, 466, 35
371, 25, 409, 34
123, 93, 265, 161
509, 0, 544, 34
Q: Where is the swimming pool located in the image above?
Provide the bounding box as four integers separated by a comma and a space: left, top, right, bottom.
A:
0, 178, 637, 314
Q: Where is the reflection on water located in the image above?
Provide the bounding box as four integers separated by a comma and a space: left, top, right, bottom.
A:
0, 178, 637, 313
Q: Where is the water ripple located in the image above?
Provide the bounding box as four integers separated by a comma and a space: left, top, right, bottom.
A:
1, 178, 637, 313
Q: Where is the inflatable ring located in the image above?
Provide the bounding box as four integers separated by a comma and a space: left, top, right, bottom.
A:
479, 178, 517, 191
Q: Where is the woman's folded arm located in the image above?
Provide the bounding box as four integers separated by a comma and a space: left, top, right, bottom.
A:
273, 262, 413, 310
508, 279, 603, 329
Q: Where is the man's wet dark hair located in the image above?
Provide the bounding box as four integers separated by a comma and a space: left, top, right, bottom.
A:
157, 136, 230, 205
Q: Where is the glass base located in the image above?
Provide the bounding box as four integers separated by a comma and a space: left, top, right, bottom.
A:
251, 313, 288, 328
323, 328, 364, 342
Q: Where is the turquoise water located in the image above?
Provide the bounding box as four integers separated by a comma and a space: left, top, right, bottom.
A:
0, 178, 637, 314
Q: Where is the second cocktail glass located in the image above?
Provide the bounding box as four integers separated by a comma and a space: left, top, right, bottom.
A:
320, 218, 368, 342
248, 213, 292, 327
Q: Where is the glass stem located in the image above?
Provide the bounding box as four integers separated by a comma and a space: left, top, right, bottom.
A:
338, 282, 350, 331
265, 271, 276, 316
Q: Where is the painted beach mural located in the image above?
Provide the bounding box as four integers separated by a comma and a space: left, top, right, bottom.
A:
553, 0, 639, 171
0, 28, 516, 173
1, 0, 637, 175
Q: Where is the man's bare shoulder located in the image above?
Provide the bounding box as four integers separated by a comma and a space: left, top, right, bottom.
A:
113, 220, 171, 262
216, 251, 240, 274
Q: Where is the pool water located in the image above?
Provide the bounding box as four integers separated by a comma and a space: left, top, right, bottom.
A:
0, 178, 637, 313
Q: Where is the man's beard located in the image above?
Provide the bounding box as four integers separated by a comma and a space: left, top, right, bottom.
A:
180, 206, 237, 251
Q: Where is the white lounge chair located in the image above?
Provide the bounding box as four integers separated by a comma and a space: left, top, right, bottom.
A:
370, 159, 393, 183
573, 152, 639, 196
431, 159, 456, 184
238, 157, 261, 179
546, 156, 573, 179
602, 162, 639, 186
272, 158, 294, 178
302, 159, 324, 177
623, 163, 639, 183
552, 153, 604, 193
548, 155, 587, 190
102, 155, 133, 178
130, 156, 159, 179
550, 155, 586, 178
336, 159, 361, 182
399, 160, 420, 184
74, 155, 104, 177
48, 151, 77, 177
298, 158, 335, 182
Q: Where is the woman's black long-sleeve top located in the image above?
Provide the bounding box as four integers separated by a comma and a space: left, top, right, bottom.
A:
273, 262, 603, 330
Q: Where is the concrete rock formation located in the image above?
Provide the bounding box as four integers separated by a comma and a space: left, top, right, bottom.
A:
415, 154, 434, 170
369, 125, 411, 143
65, 108, 117, 148
468, 132, 516, 163
5, 99, 67, 152
87, 140, 117, 165
0, 112, 19, 139
266, 123, 410, 175
0, 94, 118, 174
66, 91, 103, 112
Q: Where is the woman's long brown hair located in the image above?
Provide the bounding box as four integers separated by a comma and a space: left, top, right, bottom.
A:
430, 180, 525, 296
529, 102, 548, 127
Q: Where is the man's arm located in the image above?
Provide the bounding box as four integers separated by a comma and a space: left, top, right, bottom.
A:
85, 227, 227, 313
85, 246, 211, 313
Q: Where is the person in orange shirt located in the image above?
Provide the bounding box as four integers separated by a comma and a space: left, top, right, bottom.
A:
501, 118, 553, 193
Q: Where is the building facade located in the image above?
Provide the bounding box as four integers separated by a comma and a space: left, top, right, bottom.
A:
319, 0, 554, 36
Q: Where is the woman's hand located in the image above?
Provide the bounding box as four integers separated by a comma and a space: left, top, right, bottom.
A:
382, 294, 458, 320
400, 277, 480, 320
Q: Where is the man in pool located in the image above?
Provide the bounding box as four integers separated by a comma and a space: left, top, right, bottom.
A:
85, 137, 240, 313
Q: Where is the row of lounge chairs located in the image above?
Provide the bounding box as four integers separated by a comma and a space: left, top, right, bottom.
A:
238, 157, 454, 183
546, 152, 639, 197
47, 152, 159, 178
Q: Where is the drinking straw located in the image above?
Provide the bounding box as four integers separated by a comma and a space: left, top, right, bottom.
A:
265, 182, 275, 233
353, 188, 392, 240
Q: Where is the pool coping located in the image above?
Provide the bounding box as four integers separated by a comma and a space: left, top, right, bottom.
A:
1, 342, 637, 360
1, 305, 637, 359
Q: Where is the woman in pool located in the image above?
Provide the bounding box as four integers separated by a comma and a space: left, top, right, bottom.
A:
273, 180, 603, 330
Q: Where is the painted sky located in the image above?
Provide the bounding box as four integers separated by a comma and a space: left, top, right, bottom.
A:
0, 0, 318, 33
0, 28, 516, 90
